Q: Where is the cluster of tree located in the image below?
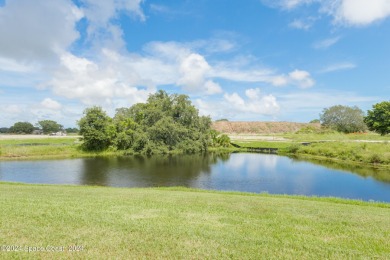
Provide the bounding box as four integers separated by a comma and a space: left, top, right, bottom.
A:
1, 120, 77, 134
78, 91, 228, 154
318, 101, 390, 135
9, 122, 35, 134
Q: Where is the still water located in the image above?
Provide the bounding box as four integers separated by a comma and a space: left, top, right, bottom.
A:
1, 153, 389, 202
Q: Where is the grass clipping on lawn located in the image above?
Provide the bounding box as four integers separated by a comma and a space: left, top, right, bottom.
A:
1, 183, 389, 259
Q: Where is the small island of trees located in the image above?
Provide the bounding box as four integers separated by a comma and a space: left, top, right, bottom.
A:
78, 90, 230, 154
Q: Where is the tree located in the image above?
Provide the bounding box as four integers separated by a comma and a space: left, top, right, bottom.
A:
78, 91, 212, 154
0, 127, 9, 133
310, 119, 320, 123
37, 120, 62, 134
65, 127, 79, 134
9, 122, 34, 134
78, 106, 112, 151
320, 105, 367, 133
364, 101, 390, 135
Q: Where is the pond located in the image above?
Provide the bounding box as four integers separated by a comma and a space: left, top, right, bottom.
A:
1, 153, 389, 202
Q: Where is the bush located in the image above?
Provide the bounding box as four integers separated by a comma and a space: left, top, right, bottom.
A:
286, 144, 301, 154
320, 105, 367, 133
369, 153, 383, 164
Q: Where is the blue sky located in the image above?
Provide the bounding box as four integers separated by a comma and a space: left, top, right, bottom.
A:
1, 0, 389, 127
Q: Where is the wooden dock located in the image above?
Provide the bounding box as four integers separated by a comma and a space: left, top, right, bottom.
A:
230, 143, 279, 154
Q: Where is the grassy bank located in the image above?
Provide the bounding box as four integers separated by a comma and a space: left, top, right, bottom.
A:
0, 183, 389, 259
230, 133, 390, 167
288, 141, 390, 166
0, 137, 121, 160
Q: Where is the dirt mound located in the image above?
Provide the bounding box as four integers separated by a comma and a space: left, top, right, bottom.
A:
212, 121, 320, 134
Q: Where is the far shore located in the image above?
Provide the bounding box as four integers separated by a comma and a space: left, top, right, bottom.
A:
0, 134, 81, 140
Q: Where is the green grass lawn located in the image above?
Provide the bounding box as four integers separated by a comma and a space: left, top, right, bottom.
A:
1, 183, 389, 259
0, 137, 119, 160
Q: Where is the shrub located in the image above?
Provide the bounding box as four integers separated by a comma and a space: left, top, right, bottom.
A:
286, 144, 301, 154
369, 153, 383, 164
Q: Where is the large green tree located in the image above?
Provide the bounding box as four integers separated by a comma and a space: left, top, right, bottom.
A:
37, 120, 62, 134
78, 106, 112, 151
78, 91, 212, 154
9, 122, 34, 134
320, 105, 367, 133
364, 101, 390, 135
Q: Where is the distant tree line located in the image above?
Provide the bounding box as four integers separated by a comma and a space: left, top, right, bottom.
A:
314, 101, 390, 135
78, 90, 230, 154
0, 120, 78, 134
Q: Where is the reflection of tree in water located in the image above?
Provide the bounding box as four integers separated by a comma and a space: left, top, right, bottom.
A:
81, 157, 112, 186
80, 153, 231, 187
290, 156, 390, 183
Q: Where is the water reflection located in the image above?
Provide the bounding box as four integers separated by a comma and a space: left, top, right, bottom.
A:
291, 156, 390, 183
79, 153, 229, 187
1, 153, 389, 202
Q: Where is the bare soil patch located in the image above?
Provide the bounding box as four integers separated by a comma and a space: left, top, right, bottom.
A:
212, 121, 319, 134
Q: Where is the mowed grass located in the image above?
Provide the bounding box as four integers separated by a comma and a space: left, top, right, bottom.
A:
1, 183, 389, 259
0, 137, 119, 160
290, 141, 390, 166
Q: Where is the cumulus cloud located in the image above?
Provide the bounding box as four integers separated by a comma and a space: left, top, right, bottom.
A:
224, 88, 280, 115
211, 60, 314, 88
40, 98, 62, 110
80, 0, 145, 49
46, 51, 155, 105
326, 0, 390, 26
177, 53, 222, 94
0, 0, 83, 62
264, 0, 390, 26
288, 70, 315, 88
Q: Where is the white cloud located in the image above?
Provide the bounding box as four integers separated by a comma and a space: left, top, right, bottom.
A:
204, 80, 223, 95
194, 88, 280, 120
0, 0, 83, 62
319, 62, 357, 73
313, 36, 341, 49
326, 0, 390, 26
46, 51, 155, 105
288, 70, 315, 88
80, 0, 145, 50
82, 0, 145, 31
224, 88, 280, 115
177, 53, 222, 94
265, 0, 390, 26
212, 60, 315, 88
40, 98, 62, 110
